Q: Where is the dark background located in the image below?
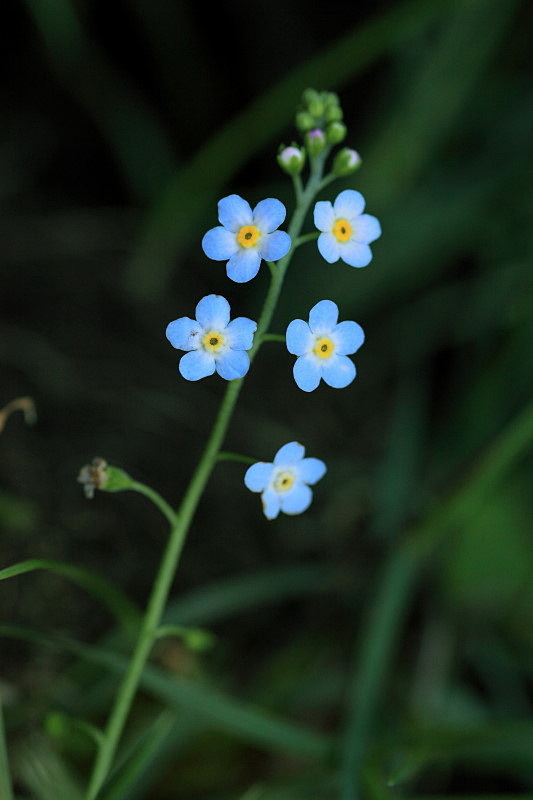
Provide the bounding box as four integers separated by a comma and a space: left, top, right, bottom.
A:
1, 0, 533, 797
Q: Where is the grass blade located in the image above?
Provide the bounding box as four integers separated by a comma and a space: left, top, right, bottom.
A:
0, 559, 140, 635
0, 701, 14, 800
0, 625, 333, 761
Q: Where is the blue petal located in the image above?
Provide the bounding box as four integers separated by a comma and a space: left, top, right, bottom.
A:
317, 232, 340, 263
259, 230, 291, 261
286, 319, 311, 356
313, 200, 334, 232
308, 299, 338, 333
195, 294, 230, 330
339, 241, 373, 267
334, 189, 365, 219
280, 483, 313, 515
215, 349, 250, 380
354, 214, 381, 244
226, 249, 262, 283
274, 441, 305, 466
226, 317, 257, 350
166, 317, 202, 351
202, 227, 239, 261
333, 320, 364, 355
261, 488, 281, 520
299, 457, 327, 485
179, 350, 216, 381
252, 197, 286, 232
293, 356, 322, 392
321, 354, 356, 388
244, 461, 273, 492
218, 194, 253, 231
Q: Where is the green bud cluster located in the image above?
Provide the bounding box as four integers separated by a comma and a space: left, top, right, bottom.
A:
277, 88, 364, 200
295, 89, 347, 150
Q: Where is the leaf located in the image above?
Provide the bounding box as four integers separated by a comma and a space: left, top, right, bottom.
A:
0, 625, 333, 761
0, 559, 140, 636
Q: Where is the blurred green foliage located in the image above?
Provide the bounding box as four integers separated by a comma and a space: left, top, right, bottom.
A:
1, 0, 532, 797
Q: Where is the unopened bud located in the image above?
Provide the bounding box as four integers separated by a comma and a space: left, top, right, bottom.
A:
305, 128, 327, 156
295, 111, 315, 132
308, 98, 325, 118
324, 91, 340, 108
326, 121, 347, 145
277, 144, 306, 176
332, 147, 362, 176
302, 88, 321, 108
325, 105, 343, 124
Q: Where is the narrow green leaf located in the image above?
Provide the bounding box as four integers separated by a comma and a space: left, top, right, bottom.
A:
405, 721, 533, 768
13, 734, 84, 800
99, 711, 202, 800
340, 397, 533, 800
0, 701, 14, 800
162, 563, 332, 627
0, 559, 140, 635
0, 625, 333, 761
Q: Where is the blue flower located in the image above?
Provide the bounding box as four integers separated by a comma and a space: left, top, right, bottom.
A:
202, 194, 292, 283
244, 441, 326, 520
314, 189, 381, 267
286, 299, 364, 392
166, 294, 256, 381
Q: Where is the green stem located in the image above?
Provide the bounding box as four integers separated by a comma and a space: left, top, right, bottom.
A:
260, 333, 286, 344
128, 481, 177, 527
86, 150, 331, 800
293, 231, 319, 248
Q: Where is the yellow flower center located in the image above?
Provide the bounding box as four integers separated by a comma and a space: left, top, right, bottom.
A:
332, 218, 352, 242
313, 336, 335, 360
202, 330, 226, 353
273, 469, 296, 493
237, 224, 261, 248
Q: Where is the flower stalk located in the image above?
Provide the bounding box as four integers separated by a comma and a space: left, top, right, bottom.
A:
85, 142, 331, 800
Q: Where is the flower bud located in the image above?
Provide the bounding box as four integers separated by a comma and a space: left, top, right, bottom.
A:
326, 121, 347, 145
325, 105, 344, 123
332, 147, 362, 176
295, 111, 315, 132
302, 88, 321, 106
324, 91, 340, 109
308, 97, 325, 118
77, 457, 133, 499
305, 128, 327, 156
277, 144, 306, 176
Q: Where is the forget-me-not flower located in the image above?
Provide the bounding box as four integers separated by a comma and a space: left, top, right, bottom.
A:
202, 194, 291, 283
314, 189, 381, 267
166, 294, 256, 381
244, 441, 326, 520
286, 299, 364, 392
